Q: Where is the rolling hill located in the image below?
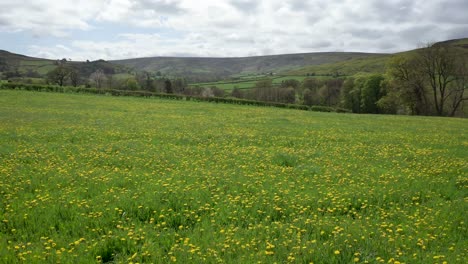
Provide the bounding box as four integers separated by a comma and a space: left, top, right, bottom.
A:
0, 50, 130, 80
1, 38, 468, 82
111, 52, 387, 81
286, 38, 468, 76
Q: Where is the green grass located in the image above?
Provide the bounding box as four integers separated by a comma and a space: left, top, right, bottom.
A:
0, 90, 467, 263
286, 55, 391, 76
192, 75, 328, 91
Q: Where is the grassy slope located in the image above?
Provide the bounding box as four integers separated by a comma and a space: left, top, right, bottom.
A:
0, 50, 56, 75
0, 50, 130, 77
286, 54, 391, 76
111, 52, 386, 79
192, 75, 314, 91
287, 38, 468, 76
0, 90, 466, 263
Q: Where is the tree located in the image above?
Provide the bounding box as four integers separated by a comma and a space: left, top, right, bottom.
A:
319, 78, 343, 106
387, 56, 429, 115
69, 68, 80, 87
89, 69, 106, 89
450, 58, 468, 116
231, 87, 243, 98
107, 74, 114, 90
418, 43, 456, 116
280, 87, 296, 104
47, 65, 70, 86
125, 77, 139, 90
360, 74, 385, 113
387, 43, 467, 116
164, 79, 173, 93
281, 79, 300, 89
303, 88, 318, 106
0, 58, 7, 71
211, 86, 225, 97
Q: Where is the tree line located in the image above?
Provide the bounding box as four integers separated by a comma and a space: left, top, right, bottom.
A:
230, 43, 467, 117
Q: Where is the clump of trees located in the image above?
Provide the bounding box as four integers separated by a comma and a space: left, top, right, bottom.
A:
46, 64, 80, 87
383, 43, 467, 116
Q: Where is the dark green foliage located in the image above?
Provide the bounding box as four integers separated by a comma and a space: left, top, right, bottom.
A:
46, 64, 71, 86
164, 79, 173, 93
360, 74, 385, 114
280, 79, 300, 89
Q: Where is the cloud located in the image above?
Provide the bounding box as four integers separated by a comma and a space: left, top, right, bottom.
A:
1, 0, 466, 60
229, 0, 260, 13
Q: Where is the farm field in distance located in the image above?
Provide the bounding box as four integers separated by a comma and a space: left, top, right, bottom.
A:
191, 75, 320, 91
0, 90, 467, 263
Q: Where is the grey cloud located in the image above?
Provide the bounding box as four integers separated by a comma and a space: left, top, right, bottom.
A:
377, 41, 397, 51
229, 0, 259, 13
400, 24, 436, 43
350, 29, 384, 40
300, 40, 332, 49
446, 26, 468, 40
431, 0, 468, 24
136, 0, 185, 14
369, 0, 418, 23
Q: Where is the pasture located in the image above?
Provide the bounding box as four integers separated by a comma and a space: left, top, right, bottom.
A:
191, 75, 315, 91
0, 90, 466, 263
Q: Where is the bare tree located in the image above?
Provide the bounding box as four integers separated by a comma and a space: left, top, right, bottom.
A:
417, 43, 456, 116
90, 69, 106, 89
388, 43, 467, 116
450, 58, 468, 116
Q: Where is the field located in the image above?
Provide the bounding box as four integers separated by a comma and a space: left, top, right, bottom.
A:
0, 90, 467, 263
192, 75, 324, 91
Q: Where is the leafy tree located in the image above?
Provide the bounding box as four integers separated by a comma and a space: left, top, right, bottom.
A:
255, 79, 273, 89
319, 78, 343, 106
303, 88, 319, 106
125, 77, 140, 90
0, 58, 8, 71
279, 87, 296, 104
361, 74, 385, 113
47, 64, 70, 86
172, 78, 187, 93
281, 79, 300, 89
386, 56, 429, 115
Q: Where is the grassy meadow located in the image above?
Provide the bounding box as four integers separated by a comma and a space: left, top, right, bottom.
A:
192, 75, 320, 91
0, 90, 467, 263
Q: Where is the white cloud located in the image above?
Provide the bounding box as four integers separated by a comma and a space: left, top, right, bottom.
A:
1, 0, 467, 60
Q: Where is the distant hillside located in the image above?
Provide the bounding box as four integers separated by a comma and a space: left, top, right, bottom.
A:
0, 50, 130, 79
111, 52, 387, 81
287, 38, 468, 76
2, 38, 467, 82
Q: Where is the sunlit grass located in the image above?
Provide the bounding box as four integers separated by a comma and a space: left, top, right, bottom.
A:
0, 90, 466, 263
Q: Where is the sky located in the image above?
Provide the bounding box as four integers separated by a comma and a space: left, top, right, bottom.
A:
1, 0, 467, 61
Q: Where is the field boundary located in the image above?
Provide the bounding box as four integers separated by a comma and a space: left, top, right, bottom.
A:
0, 82, 351, 113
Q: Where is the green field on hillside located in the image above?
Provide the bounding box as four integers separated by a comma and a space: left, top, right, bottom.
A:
286, 55, 391, 76
192, 75, 329, 91
0, 90, 467, 263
